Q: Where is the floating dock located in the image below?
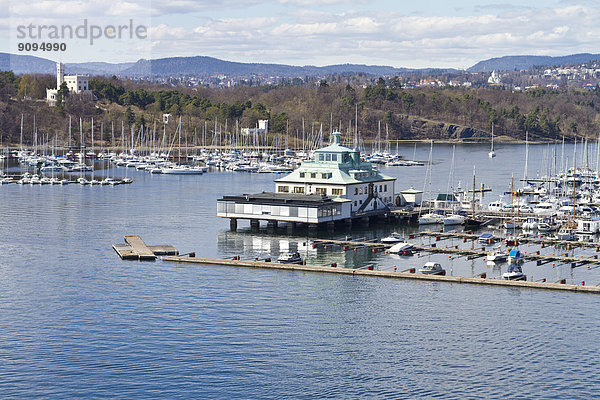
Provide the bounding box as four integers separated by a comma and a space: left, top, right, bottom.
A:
162, 256, 600, 294
113, 236, 179, 260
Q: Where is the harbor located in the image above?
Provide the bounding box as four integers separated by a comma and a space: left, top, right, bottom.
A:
4, 141, 600, 399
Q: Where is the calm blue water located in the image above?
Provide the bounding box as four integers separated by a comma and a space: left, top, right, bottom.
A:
1, 143, 600, 398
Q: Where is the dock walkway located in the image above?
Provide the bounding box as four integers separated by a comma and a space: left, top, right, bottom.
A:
162, 256, 600, 294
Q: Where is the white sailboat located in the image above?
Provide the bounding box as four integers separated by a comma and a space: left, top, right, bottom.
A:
488, 123, 496, 158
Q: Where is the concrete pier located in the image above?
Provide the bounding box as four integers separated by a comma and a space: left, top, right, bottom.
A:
230, 218, 238, 231
162, 256, 600, 294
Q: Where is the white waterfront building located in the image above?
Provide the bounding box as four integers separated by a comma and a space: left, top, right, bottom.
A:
217, 131, 397, 229
275, 131, 396, 214
46, 62, 92, 106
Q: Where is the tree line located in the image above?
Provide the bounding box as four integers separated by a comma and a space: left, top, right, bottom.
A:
2, 71, 600, 145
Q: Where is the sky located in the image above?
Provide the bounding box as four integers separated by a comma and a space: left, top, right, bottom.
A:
2, 0, 600, 69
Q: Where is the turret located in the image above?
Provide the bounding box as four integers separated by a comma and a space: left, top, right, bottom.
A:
57, 63, 64, 89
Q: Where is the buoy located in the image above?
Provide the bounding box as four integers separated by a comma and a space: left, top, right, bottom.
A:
436, 236, 440, 241
581, 281, 585, 286
354, 248, 357, 252
542, 278, 546, 282
394, 266, 397, 271
559, 279, 566, 284
343, 246, 348, 250
409, 268, 415, 273
324, 245, 327, 249
372, 248, 376, 252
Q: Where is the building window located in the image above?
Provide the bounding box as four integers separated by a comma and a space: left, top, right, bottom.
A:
332, 154, 337, 161
354, 187, 358, 195
360, 200, 363, 204
319, 154, 324, 161
311, 173, 316, 179
354, 201, 357, 206
293, 186, 304, 194
380, 185, 383, 192
278, 186, 289, 193
359, 187, 363, 195
332, 188, 343, 196
316, 188, 327, 195
326, 154, 331, 161
299, 172, 305, 178
384, 184, 388, 192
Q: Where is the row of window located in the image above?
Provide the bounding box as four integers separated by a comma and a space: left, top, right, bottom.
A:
353, 184, 388, 195
354, 171, 377, 179
278, 186, 344, 196
318, 153, 338, 162
299, 172, 332, 179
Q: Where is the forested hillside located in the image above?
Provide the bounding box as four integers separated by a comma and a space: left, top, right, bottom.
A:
1, 72, 599, 146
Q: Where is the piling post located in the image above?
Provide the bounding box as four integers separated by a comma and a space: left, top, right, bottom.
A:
229, 218, 238, 231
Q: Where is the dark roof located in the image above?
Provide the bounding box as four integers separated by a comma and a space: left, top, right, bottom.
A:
219, 192, 340, 207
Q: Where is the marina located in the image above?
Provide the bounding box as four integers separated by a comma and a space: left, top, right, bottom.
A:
3, 141, 600, 399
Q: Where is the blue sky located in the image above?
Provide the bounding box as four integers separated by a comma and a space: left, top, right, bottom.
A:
3, 0, 600, 68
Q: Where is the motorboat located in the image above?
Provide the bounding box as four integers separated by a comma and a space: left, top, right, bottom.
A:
502, 264, 526, 281
443, 213, 466, 226
418, 212, 444, 225
507, 249, 524, 264
388, 241, 414, 253
503, 220, 521, 229
486, 247, 507, 262
538, 220, 559, 232
418, 262, 446, 275
478, 233, 495, 244
381, 232, 405, 244
277, 252, 303, 264
556, 224, 577, 241
522, 217, 539, 231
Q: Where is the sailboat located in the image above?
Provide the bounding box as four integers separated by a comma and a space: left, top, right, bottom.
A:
488, 123, 496, 158
503, 175, 521, 229
464, 166, 484, 226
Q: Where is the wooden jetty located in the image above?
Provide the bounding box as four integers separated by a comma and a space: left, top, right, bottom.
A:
162, 256, 600, 294
113, 236, 179, 260
310, 234, 600, 268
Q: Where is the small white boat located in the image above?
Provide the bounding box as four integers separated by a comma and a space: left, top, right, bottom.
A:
487, 247, 507, 262
418, 262, 446, 275
277, 252, 303, 264
502, 264, 526, 281
443, 213, 465, 226
556, 225, 576, 241
522, 217, 539, 230
388, 241, 414, 253
381, 232, 405, 244
418, 212, 444, 225
161, 166, 204, 175
121, 177, 133, 184
503, 220, 521, 229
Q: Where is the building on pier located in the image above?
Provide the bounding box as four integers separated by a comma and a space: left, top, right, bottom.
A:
217, 131, 397, 229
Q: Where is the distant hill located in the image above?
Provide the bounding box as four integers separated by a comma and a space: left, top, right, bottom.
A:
119, 56, 455, 77
0, 53, 57, 74
0, 52, 455, 78
468, 53, 600, 72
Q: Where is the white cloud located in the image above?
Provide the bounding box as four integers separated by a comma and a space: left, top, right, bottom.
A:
3, 1, 600, 68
